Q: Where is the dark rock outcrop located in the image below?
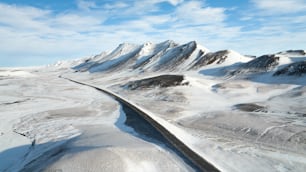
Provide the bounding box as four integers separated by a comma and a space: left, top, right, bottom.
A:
123, 75, 187, 90
274, 61, 306, 76
230, 54, 279, 75
155, 41, 197, 71
233, 103, 266, 112
191, 50, 230, 69
242, 54, 279, 71
277, 50, 306, 56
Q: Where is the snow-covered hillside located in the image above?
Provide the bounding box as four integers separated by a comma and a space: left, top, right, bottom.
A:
71, 40, 306, 80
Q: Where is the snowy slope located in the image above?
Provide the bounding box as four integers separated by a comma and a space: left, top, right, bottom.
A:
73, 41, 211, 73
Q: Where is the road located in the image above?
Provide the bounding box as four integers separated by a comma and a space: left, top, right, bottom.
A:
60, 75, 220, 172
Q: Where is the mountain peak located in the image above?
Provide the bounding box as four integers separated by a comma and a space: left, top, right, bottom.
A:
277, 50, 306, 56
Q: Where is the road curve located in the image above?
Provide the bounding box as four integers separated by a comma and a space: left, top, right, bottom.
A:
59, 75, 220, 172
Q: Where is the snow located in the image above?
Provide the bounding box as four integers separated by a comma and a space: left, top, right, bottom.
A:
179, 42, 210, 70
63, 43, 306, 171
0, 67, 195, 172
225, 50, 253, 64
78, 67, 305, 172
154, 41, 196, 70
62, 69, 304, 172
105, 74, 306, 171
1, 41, 306, 172
0, 70, 36, 77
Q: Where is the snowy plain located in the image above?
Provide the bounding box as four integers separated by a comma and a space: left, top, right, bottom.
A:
0, 68, 194, 172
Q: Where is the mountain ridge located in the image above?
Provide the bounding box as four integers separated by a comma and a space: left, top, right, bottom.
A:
69, 40, 306, 77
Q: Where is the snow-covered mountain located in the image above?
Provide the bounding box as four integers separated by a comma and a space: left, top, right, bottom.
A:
72, 41, 306, 78
72, 40, 211, 72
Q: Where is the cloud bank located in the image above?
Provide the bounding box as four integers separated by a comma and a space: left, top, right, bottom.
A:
0, 0, 305, 66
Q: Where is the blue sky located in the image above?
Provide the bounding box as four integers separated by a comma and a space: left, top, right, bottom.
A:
0, 0, 306, 67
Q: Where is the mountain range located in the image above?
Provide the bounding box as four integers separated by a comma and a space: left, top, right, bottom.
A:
69, 40, 306, 78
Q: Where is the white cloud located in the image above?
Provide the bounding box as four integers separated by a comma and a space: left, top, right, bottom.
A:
167, 0, 184, 6
0, 3, 50, 30
0, 1, 239, 66
141, 0, 184, 6
52, 14, 102, 32
103, 2, 129, 10
0, 0, 305, 66
175, 1, 226, 25
0, 2, 108, 65
105, 0, 183, 16
77, 0, 97, 11
1, 3, 107, 35
251, 0, 306, 14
